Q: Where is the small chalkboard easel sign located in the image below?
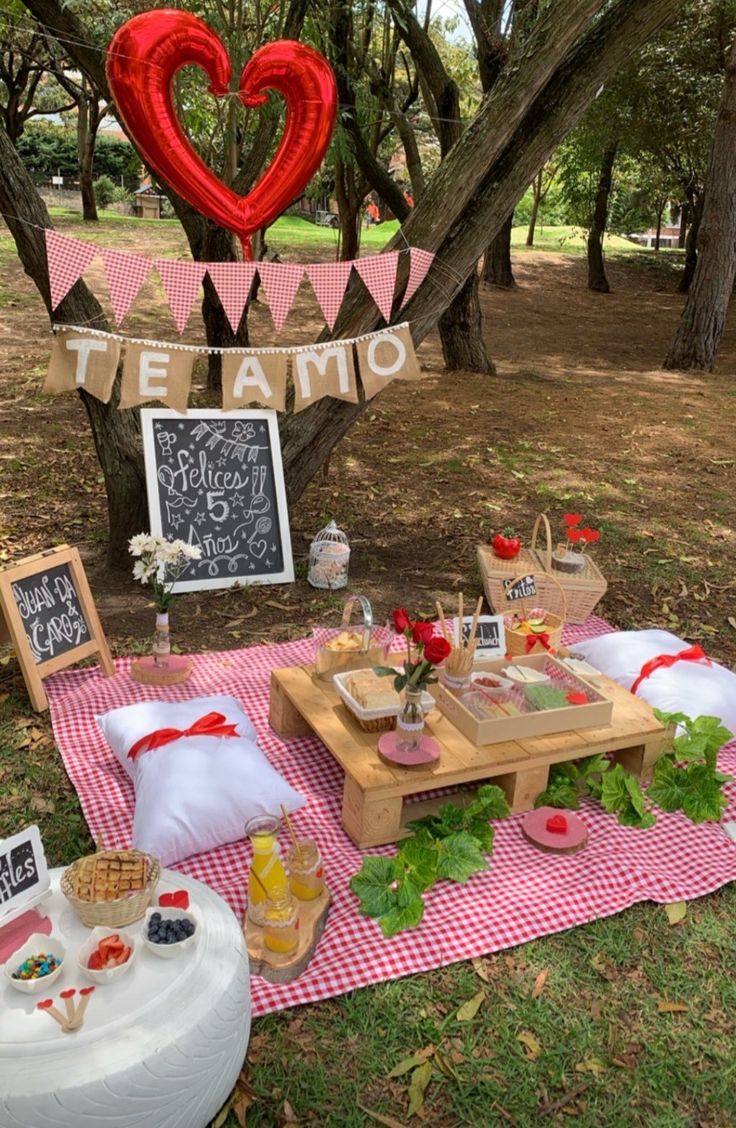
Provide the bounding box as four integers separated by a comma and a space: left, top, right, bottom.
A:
0, 545, 113, 711
458, 614, 505, 657
502, 574, 537, 603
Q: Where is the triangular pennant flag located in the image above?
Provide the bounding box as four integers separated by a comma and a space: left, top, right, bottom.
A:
305, 261, 353, 330
354, 252, 399, 321
45, 229, 98, 310
206, 262, 257, 333
257, 262, 304, 333
102, 249, 152, 325
155, 260, 206, 334
401, 248, 435, 308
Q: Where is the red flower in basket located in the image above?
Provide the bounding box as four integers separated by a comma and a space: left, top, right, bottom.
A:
563, 514, 600, 554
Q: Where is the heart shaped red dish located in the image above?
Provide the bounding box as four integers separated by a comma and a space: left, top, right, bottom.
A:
106, 11, 337, 258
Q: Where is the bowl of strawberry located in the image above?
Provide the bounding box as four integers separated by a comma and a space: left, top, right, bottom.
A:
143, 907, 199, 959
79, 928, 136, 983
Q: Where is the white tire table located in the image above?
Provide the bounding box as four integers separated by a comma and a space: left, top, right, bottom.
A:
0, 868, 251, 1128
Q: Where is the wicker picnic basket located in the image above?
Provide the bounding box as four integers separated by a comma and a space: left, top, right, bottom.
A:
528, 514, 607, 623
61, 848, 160, 928
499, 568, 567, 656
478, 538, 563, 624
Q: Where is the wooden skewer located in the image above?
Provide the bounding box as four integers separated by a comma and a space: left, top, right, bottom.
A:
37, 999, 69, 1030
435, 601, 451, 644
67, 986, 95, 1031
59, 988, 76, 1024
467, 596, 483, 659
457, 592, 463, 648
280, 804, 303, 861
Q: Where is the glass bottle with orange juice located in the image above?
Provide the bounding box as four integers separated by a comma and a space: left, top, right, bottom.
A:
245, 814, 290, 925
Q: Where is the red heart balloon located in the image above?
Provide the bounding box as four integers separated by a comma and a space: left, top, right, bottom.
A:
106, 11, 337, 259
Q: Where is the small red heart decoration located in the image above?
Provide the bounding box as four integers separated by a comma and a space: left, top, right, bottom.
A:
566, 692, 588, 705
80, 986, 95, 996
60, 989, 76, 1000
106, 11, 337, 258
159, 890, 190, 910
37, 999, 53, 1009
546, 815, 568, 834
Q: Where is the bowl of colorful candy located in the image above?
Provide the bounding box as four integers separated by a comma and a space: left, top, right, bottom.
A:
78, 927, 137, 984
4, 933, 66, 994
142, 907, 200, 960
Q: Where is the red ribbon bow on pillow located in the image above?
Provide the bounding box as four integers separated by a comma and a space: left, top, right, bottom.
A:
525, 632, 552, 654
630, 644, 711, 696
127, 711, 239, 760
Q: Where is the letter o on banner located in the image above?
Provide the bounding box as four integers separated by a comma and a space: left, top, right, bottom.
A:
366, 332, 406, 377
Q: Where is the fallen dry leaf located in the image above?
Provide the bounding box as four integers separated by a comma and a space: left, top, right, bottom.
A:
532, 968, 549, 999
433, 1049, 461, 1081
575, 1057, 606, 1076
664, 902, 687, 926
281, 1098, 297, 1123
657, 1000, 688, 1014
471, 957, 491, 983
30, 797, 55, 814
516, 1030, 541, 1060
407, 1061, 432, 1118
358, 1105, 408, 1128
456, 990, 485, 1022
387, 1046, 435, 1078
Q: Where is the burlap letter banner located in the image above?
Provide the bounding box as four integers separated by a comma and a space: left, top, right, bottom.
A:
119, 343, 193, 413
292, 344, 358, 413
355, 324, 422, 400
44, 329, 120, 402
221, 351, 288, 412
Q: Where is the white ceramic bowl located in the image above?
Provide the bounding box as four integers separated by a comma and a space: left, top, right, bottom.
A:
4, 932, 66, 994
142, 906, 200, 960
77, 926, 137, 984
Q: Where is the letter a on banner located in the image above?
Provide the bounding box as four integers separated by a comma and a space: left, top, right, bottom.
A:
222, 352, 288, 411
44, 329, 120, 402
293, 345, 357, 412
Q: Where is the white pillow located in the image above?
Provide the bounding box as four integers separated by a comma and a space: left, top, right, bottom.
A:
573, 630, 736, 737
97, 694, 305, 865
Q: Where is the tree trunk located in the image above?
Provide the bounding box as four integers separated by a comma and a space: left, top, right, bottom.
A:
334, 157, 362, 261
587, 144, 616, 292
527, 171, 543, 245
77, 90, 97, 223
439, 271, 496, 373
677, 194, 703, 293
678, 203, 688, 248
654, 202, 663, 251
0, 124, 146, 566
483, 213, 516, 286
664, 36, 736, 371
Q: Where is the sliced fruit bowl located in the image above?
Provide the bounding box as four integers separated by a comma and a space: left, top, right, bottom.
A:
78, 927, 137, 984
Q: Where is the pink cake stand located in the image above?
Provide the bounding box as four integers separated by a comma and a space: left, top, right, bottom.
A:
130, 655, 193, 686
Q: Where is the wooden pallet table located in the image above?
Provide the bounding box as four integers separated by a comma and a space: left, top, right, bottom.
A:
269, 666, 670, 849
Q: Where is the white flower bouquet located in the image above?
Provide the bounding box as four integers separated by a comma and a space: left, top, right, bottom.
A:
128, 534, 202, 612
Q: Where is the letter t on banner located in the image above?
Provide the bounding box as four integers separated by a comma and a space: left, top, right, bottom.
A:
44, 329, 120, 402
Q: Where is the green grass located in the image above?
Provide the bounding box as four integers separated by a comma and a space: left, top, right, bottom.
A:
511, 224, 645, 255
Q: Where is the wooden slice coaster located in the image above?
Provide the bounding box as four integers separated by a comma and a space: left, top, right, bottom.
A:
521, 806, 588, 855
245, 888, 331, 984
377, 732, 441, 769
130, 655, 193, 686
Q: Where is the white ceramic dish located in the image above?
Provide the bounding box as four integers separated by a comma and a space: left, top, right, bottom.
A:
560, 656, 603, 678
4, 932, 66, 994
470, 671, 514, 691
78, 926, 137, 984
333, 670, 434, 723
501, 665, 551, 685
142, 906, 200, 960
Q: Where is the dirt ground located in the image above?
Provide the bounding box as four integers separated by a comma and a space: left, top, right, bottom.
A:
1, 219, 735, 690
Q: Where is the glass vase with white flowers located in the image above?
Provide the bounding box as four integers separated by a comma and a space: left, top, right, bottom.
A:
128, 534, 202, 666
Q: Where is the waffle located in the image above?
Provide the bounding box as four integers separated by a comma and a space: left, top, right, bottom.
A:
71, 851, 149, 903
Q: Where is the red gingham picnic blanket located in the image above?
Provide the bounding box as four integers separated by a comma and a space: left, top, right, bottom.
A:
45, 616, 736, 1017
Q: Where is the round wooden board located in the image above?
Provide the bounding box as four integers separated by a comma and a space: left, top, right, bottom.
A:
130, 656, 193, 686
245, 889, 331, 984
377, 732, 441, 769
521, 807, 589, 854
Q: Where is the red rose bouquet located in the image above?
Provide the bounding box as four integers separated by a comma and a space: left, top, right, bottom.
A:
563, 513, 601, 555
375, 608, 452, 692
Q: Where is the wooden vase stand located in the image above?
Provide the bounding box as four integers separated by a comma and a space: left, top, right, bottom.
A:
244, 887, 331, 984
130, 654, 193, 686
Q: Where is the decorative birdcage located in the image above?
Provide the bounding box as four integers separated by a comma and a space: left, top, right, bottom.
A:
308, 520, 350, 590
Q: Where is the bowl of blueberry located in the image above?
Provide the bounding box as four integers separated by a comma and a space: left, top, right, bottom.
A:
142, 907, 199, 959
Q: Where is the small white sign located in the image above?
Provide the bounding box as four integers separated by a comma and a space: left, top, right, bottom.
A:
454, 614, 505, 658
51, 176, 64, 186
0, 825, 50, 925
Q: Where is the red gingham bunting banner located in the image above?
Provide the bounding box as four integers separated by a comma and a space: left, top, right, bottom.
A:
401, 247, 435, 308
155, 260, 207, 334
45, 229, 99, 310
354, 251, 399, 321
305, 261, 353, 330
206, 262, 257, 333
257, 262, 304, 332
102, 249, 152, 326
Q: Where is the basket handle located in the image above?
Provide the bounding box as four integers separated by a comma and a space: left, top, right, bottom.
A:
531, 513, 553, 572
340, 594, 373, 650
501, 567, 568, 622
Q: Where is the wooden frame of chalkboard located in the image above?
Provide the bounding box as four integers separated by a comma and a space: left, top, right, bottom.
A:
141, 408, 294, 590
0, 545, 113, 711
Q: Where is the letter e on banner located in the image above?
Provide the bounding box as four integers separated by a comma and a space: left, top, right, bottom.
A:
222, 352, 287, 411
44, 329, 120, 402
293, 345, 357, 412
120, 342, 193, 413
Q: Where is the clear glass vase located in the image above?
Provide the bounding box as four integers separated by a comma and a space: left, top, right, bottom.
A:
152, 612, 170, 668
396, 685, 425, 754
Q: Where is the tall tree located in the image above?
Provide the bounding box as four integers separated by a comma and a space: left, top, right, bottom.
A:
11, 0, 681, 563
664, 32, 736, 370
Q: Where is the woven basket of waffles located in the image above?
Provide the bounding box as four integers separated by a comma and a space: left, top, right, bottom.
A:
61, 848, 160, 927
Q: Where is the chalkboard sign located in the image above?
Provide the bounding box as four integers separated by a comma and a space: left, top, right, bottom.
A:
0, 826, 49, 924
0, 545, 113, 711
503, 574, 537, 602
459, 614, 505, 657
142, 409, 294, 590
